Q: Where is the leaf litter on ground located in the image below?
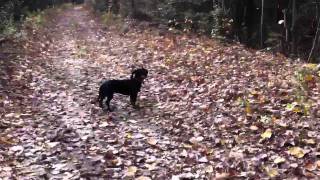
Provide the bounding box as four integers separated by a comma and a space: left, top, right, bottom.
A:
0, 4, 320, 179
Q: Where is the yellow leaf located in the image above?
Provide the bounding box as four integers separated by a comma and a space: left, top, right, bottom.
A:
304, 74, 314, 82
261, 129, 272, 139
147, 138, 158, 145
304, 63, 318, 70
126, 133, 132, 139
265, 167, 279, 177
250, 90, 259, 95
245, 106, 252, 115
125, 166, 138, 177
292, 107, 302, 113
288, 147, 305, 158
273, 157, 286, 164
303, 139, 316, 145
182, 143, 192, 149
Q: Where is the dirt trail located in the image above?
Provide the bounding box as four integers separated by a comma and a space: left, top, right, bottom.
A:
1, 6, 174, 179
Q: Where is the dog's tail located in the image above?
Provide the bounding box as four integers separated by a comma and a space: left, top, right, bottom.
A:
98, 86, 103, 107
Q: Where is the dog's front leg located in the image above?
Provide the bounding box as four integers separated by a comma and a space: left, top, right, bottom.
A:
130, 93, 139, 109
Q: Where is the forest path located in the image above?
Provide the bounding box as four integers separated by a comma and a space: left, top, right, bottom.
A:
1, 5, 178, 179
1, 4, 320, 179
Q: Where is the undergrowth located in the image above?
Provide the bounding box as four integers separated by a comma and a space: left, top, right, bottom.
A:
290, 64, 320, 116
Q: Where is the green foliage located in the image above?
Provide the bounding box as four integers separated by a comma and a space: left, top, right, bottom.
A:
1, 17, 17, 36
290, 64, 319, 115
294, 64, 318, 90
25, 11, 45, 29
0, 0, 67, 36
101, 11, 123, 27
0, 0, 19, 34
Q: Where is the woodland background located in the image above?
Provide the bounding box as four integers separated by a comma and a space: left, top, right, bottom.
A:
1, 0, 320, 61
1, 0, 320, 179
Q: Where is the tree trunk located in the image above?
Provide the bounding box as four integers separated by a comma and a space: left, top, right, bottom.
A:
260, 0, 264, 48
291, 0, 296, 55
131, 0, 135, 10
308, 11, 320, 62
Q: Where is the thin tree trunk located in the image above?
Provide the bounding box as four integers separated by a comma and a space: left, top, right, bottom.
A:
260, 0, 264, 48
131, 0, 135, 10
308, 14, 320, 62
291, 0, 296, 55
283, 9, 289, 42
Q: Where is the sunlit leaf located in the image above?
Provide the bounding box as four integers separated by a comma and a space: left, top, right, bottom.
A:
261, 129, 272, 139
125, 166, 138, 177
303, 139, 316, 145
304, 63, 318, 70
273, 157, 286, 164
304, 74, 314, 82
288, 147, 305, 158
265, 167, 278, 178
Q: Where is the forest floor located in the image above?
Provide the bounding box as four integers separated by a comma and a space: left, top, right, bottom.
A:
1, 4, 320, 179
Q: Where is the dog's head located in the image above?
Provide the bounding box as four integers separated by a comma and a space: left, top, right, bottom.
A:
131, 68, 148, 82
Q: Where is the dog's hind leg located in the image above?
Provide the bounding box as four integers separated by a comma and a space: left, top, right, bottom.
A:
98, 95, 104, 107
106, 93, 113, 111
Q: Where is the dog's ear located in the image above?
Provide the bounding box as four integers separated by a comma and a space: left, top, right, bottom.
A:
131, 69, 138, 79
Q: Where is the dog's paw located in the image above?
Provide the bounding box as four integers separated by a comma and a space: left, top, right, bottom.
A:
106, 108, 114, 112
133, 105, 141, 109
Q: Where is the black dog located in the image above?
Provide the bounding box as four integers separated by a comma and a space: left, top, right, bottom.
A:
98, 68, 148, 111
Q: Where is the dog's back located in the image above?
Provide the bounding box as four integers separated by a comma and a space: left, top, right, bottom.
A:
98, 79, 142, 105
103, 79, 142, 95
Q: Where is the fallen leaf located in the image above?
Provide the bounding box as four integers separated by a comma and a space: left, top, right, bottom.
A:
288, 147, 305, 158
145, 163, 157, 171
303, 139, 316, 145
147, 138, 158, 145
316, 160, 320, 169
261, 129, 272, 139
265, 167, 278, 178
189, 136, 204, 144
125, 166, 138, 177
198, 156, 208, 163
205, 165, 213, 173
273, 157, 286, 164
249, 125, 258, 131
305, 162, 316, 171
215, 172, 230, 179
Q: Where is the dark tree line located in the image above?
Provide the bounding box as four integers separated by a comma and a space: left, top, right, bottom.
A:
1, 0, 319, 61
0, 0, 83, 34
91, 0, 320, 61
